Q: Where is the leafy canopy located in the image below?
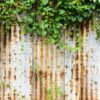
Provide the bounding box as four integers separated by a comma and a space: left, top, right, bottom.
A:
0, 0, 100, 44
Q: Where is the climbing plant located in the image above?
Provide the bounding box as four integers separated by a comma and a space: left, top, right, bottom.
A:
0, 0, 100, 45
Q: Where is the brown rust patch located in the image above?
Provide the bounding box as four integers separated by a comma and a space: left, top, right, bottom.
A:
90, 80, 93, 100
79, 29, 84, 100
45, 71, 47, 100
8, 69, 11, 79
8, 94, 11, 100
14, 75, 16, 80
39, 70, 42, 100
35, 72, 37, 100
60, 71, 65, 79
29, 67, 33, 84
3, 32, 6, 48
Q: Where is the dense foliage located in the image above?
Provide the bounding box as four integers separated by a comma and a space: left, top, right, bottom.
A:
0, 0, 100, 45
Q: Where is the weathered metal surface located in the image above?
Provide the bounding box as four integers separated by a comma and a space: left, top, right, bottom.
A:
0, 25, 32, 100
0, 24, 100, 100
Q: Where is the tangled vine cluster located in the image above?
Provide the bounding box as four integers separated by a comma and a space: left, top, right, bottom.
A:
0, 0, 100, 45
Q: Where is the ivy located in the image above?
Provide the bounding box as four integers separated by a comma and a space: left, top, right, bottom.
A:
41, 0, 49, 5
0, 0, 100, 46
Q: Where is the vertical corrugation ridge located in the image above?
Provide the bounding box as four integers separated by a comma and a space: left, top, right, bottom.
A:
39, 70, 42, 100
42, 37, 45, 100
13, 25, 17, 100
95, 83, 98, 100
0, 25, 3, 100
55, 46, 57, 100
33, 35, 37, 100
75, 52, 79, 100
43, 41, 46, 100
90, 80, 93, 100
30, 34, 33, 100
71, 34, 76, 100
3, 25, 7, 100
45, 43, 48, 100
84, 24, 89, 100
73, 28, 79, 100
64, 32, 68, 100
6, 27, 10, 100
78, 46, 81, 100
35, 36, 38, 100
37, 37, 39, 100
45, 69, 47, 100
10, 25, 13, 100
1, 25, 4, 100
8, 26, 11, 100
79, 24, 84, 100
28, 34, 32, 100
82, 24, 88, 100
90, 41, 94, 100
40, 37, 43, 100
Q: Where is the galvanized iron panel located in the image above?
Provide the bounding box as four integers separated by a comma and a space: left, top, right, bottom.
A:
0, 24, 100, 100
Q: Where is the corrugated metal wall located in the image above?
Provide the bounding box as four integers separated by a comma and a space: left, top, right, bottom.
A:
0, 24, 100, 100
0, 25, 32, 100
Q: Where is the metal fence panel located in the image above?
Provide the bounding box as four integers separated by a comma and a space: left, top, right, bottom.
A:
0, 24, 100, 100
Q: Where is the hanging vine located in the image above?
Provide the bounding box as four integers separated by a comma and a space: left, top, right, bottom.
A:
0, 0, 100, 45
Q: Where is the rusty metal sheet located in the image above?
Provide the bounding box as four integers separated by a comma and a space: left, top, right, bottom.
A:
0, 24, 100, 100
0, 25, 32, 100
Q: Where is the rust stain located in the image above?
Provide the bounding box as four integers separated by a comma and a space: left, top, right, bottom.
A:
0, 24, 100, 100
39, 70, 42, 100
35, 72, 37, 100
79, 25, 84, 100
85, 27, 89, 100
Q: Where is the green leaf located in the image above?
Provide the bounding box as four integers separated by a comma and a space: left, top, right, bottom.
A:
71, 17, 76, 22
93, 0, 96, 2
41, 0, 49, 5
7, 0, 14, 4
30, 0, 35, 3
98, 0, 100, 3
59, 10, 65, 15
39, 21, 45, 29
41, 31, 47, 37
57, 1, 62, 6
78, 17, 83, 22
